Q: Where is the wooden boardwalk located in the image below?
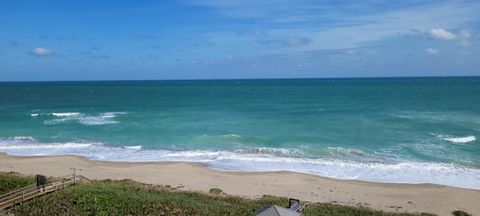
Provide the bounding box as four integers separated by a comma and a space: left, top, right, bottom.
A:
0, 174, 90, 210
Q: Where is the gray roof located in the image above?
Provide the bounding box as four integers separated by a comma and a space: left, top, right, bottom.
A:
255, 205, 301, 216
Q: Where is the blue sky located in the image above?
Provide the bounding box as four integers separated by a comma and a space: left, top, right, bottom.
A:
1, 0, 479, 81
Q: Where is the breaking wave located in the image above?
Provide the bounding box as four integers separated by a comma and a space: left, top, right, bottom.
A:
432, 134, 477, 144
233, 147, 304, 157
124, 145, 142, 150
30, 111, 127, 125
0, 136, 479, 189
440, 136, 476, 143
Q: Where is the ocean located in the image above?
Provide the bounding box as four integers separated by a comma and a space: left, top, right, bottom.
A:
1, 77, 479, 189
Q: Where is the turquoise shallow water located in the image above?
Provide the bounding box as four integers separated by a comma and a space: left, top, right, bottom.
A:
1, 77, 479, 188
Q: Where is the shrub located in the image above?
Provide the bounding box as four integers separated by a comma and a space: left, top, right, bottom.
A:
452, 210, 472, 216
209, 188, 223, 195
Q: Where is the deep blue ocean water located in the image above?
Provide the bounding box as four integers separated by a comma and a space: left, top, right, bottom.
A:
1, 77, 479, 188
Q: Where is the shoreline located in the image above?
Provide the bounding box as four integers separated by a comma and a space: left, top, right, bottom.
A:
2, 142, 479, 190
1, 153, 479, 215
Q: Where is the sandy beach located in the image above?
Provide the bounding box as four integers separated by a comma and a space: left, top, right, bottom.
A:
0, 153, 478, 216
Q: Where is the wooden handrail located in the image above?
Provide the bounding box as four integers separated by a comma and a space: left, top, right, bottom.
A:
0, 174, 89, 210
0, 184, 37, 201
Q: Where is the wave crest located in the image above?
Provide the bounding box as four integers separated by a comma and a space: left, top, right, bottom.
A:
432, 134, 476, 143
0, 137, 479, 189
0, 136, 37, 144
440, 136, 476, 143
234, 147, 303, 157
327, 147, 365, 156
30, 111, 126, 126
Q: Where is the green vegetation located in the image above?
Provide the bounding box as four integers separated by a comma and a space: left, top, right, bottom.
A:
1, 174, 438, 216
5, 180, 287, 215
0, 172, 35, 194
209, 187, 223, 195
303, 203, 435, 216
452, 210, 472, 216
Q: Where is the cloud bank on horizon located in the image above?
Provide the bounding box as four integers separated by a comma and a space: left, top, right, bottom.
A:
0, 0, 479, 81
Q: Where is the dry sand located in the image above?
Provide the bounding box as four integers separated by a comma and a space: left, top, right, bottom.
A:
0, 153, 478, 216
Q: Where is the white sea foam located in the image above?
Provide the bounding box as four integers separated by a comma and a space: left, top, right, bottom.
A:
432, 134, 477, 143
234, 147, 303, 157
30, 113, 51, 117
124, 145, 142, 150
44, 118, 70, 125
0, 143, 95, 149
30, 111, 126, 125
0, 137, 479, 189
102, 112, 128, 116
30, 112, 80, 117
0, 136, 37, 144
52, 112, 81, 117
327, 147, 365, 156
78, 116, 119, 125
440, 136, 476, 143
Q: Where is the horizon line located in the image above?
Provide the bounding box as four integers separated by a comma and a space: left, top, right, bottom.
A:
1, 75, 479, 83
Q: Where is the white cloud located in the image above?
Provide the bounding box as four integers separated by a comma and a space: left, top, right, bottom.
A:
429, 28, 456, 40
201, 1, 480, 51
425, 48, 439, 55
32, 47, 53, 56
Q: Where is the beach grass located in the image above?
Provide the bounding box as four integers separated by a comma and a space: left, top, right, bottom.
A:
209, 187, 223, 195
0, 175, 438, 216
0, 172, 35, 194
302, 203, 435, 216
